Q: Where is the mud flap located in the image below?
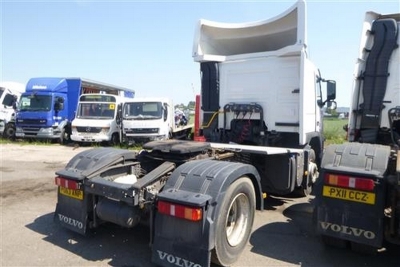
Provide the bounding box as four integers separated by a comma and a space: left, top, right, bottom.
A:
315, 201, 385, 247
151, 159, 263, 267
54, 191, 90, 235
314, 143, 390, 247
152, 189, 212, 267
53, 147, 137, 235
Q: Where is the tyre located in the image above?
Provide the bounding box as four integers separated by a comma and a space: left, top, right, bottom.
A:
297, 162, 318, 197
294, 149, 317, 197
4, 123, 16, 140
108, 133, 120, 146
297, 173, 313, 197
58, 128, 66, 145
211, 176, 255, 266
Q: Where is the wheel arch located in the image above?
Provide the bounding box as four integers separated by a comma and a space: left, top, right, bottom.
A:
163, 159, 264, 212
152, 159, 263, 267
305, 131, 324, 168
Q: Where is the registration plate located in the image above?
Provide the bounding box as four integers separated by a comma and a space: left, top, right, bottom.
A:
322, 186, 375, 205
59, 187, 83, 200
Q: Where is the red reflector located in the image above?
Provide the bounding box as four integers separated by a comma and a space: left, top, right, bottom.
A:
325, 174, 375, 191
55, 176, 80, 190
158, 200, 202, 221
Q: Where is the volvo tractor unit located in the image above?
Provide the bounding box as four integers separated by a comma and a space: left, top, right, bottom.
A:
314, 11, 400, 252
54, 1, 335, 266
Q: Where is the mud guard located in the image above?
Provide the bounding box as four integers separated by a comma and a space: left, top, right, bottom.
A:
151, 160, 263, 267
54, 147, 137, 234
314, 143, 390, 247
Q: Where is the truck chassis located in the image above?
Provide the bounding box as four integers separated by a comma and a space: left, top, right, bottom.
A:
54, 139, 312, 266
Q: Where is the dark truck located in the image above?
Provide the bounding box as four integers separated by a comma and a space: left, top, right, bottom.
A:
314, 11, 400, 252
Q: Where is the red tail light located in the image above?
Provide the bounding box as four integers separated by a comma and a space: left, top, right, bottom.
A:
158, 200, 203, 221
324, 174, 375, 191
55, 176, 80, 190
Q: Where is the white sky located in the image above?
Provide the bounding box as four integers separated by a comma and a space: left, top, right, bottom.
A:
1, 0, 399, 106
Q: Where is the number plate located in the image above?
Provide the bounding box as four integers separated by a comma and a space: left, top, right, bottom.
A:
322, 186, 375, 205
59, 187, 83, 200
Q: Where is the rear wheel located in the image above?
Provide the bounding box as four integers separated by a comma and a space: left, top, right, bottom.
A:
58, 128, 66, 145
4, 123, 16, 140
295, 149, 317, 197
108, 133, 120, 146
211, 177, 255, 266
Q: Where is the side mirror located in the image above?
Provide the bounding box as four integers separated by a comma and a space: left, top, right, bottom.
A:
12, 95, 18, 109
327, 80, 336, 101
54, 97, 64, 111
163, 104, 168, 122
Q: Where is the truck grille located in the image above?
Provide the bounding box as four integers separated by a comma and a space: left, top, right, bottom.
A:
16, 119, 47, 125
125, 128, 159, 134
76, 126, 102, 133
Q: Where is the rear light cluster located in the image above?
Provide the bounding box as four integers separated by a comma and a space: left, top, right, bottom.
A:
324, 174, 375, 191
158, 200, 203, 221
55, 176, 81, 190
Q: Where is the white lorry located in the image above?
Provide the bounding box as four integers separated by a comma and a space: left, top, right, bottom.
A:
54, 1, 335, 266
0, 81, 25, 139
121, 97, 193, 145
314, 10, 400, 253
70, 87, 135, 145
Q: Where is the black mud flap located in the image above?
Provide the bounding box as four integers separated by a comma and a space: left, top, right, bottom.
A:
151, 160, 263, 267
315, 203, 384, 247
152, 189, 212, 267
314, 143, 390, 247
54, 191, 90, 235
54, 147, 137, 235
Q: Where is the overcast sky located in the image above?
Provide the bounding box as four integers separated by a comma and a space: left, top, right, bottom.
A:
1, 0, 399, 106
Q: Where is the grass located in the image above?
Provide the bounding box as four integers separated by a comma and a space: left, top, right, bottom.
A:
1, 116, 347, 147
323, 118, 348, 145
0, 138, 53, 146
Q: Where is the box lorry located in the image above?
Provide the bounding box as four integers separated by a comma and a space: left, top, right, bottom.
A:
54, 1, 335, 266
0, 81, 25, 139
314, 11, 400, 252
121, 97, 194, 145
15, 77, 130, 144
70, 87, 135, 145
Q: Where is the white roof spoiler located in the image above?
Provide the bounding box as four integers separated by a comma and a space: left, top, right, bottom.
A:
192, 0, 307, 62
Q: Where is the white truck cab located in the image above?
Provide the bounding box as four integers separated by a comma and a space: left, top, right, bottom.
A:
71, 94, 127, 145
122, 98, 193, 145
0, 81, 25, 138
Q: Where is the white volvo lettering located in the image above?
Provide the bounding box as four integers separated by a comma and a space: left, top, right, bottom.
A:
319, 221, 376, 239
58, 214, 84, 229
157, 250, 202, 267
